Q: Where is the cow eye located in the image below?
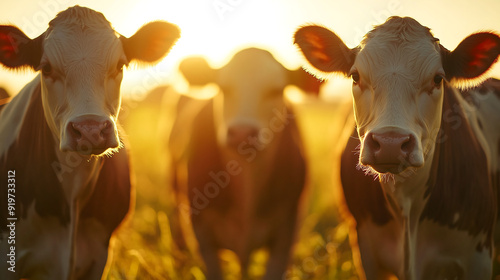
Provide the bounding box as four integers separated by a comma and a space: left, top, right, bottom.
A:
42, 63, 52, 76
350, 72, 360, 84
433, 75, 443, 87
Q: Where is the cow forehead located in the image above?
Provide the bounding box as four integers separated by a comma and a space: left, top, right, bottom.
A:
219, 49, 288, 90
361, 17, 435, 46
43, 6, 122, 70
48, 6, 112, 31
356, 17, 442, 85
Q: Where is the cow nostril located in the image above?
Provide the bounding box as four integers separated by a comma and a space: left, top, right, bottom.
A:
100, 123, 106, 138
70, 122, 82, 139
99, 121, 112, 138
401, 135, 414, 154
366, 133, 381, 152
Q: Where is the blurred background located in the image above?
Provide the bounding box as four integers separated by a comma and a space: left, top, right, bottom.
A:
1, 1, 499, 279
1, 0, 499, 97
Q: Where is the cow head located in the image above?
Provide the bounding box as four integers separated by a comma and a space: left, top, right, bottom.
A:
0, 6, 180, 156
179, 48, 321, 151
295, 16, 500, 175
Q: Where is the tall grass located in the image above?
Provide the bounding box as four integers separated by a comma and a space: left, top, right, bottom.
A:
106, 89, 359, 280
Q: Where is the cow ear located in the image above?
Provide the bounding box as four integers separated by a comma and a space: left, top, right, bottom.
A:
0, 26, 43, 70
443, 32, 500, 83
294, 25, 357, 77
288, 67, 323, 96
179, 56, 216, 86
120, 21, 180, 64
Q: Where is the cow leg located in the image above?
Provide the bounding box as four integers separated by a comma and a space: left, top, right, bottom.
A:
239, 253, 251, 280
194, 227, 223, 280
493, 170, 500, 278
262, 211, 297, 280
68, 201, 79, 280
169, 162, 189, 252
355, 219, 403, 280
200, 248, 223, 280
262, 246, 291, 280
74, 218, 111, 280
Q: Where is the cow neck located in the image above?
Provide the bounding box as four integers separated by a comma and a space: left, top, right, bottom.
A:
376, 135, 436, 280
0, 78, 70, 227
377, 142, 436, 229
0, 77, 103, 229
420, 84, 494, 244
218, 127, 283, 225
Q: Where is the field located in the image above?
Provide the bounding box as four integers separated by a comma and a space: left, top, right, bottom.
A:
105, 87, 359, 280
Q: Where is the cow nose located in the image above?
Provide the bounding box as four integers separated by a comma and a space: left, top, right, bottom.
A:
226, 125, 259, 148
68, 119, 115, 154
363, 131, 417, 173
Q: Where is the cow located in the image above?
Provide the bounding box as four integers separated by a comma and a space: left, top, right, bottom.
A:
0, 6, 179, 280
168, 48, 321, 280
294, 16, 500, 280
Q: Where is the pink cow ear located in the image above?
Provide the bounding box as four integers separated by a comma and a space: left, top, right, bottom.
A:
0, 26, 43, 70
294, 25, 357, 77
443, 32, 500, 82
120, 21, 180, 64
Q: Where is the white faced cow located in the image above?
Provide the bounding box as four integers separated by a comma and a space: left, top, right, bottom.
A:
169, 48, 321, 279
0, 6, 179, 280
295, 17, 500, 280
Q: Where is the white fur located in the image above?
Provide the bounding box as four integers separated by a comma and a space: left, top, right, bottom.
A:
41, 11, 125, 154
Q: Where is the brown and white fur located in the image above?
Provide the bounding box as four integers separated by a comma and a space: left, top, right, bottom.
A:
295, 16, 500, 280
0, 6, 179, 280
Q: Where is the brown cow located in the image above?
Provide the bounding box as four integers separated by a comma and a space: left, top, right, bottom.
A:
295, 16, 500, 279
0, 6, 179, 279
169, 48, 321, 279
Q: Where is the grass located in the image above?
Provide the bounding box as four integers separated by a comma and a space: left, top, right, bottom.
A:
105, 88, 359, 280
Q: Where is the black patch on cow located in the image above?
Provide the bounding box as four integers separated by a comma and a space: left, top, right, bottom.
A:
0, 84, 70, 231
420, 83, 494, 251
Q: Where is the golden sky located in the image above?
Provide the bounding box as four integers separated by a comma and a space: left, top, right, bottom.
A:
1, 0, 499, 97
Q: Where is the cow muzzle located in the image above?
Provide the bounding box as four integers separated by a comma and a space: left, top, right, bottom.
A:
62, 115, 119, 155
360, 129, 423, 174
226, 124, 260, 149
